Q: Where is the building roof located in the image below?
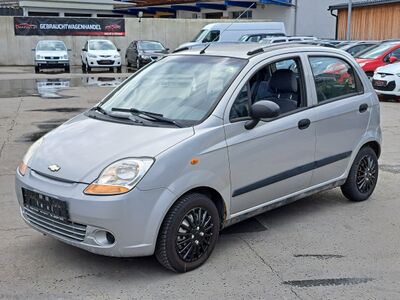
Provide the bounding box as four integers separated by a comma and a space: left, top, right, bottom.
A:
329, 0, 400, 10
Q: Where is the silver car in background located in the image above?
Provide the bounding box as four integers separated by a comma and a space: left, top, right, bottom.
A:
16, 43, 381, 273
33, 40, 70, 73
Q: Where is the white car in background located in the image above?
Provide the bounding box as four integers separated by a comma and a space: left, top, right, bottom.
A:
33, 40, 70, 73
81, 40, 122, 73
372, 61, 400, 97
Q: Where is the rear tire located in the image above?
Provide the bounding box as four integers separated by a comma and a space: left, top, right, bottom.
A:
117, 66, 122, 73
155, 193, 220, 273
341, 146, 378, 202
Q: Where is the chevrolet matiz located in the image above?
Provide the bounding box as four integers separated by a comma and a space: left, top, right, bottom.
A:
16, 43, 381, 272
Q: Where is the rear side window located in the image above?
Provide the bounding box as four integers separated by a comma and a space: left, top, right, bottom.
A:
309, 56, 363, 103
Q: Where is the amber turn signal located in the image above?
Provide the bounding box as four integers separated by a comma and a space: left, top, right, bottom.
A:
84, 184, 129, 195
18, 162, 27, 176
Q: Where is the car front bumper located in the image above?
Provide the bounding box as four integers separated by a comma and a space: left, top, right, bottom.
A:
15, 168, 176, 257
372, 75, 400, 97
35, 60, 69, 68
87, 57, 121, 68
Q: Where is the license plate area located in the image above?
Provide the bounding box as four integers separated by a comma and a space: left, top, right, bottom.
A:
22, 188, 69, 222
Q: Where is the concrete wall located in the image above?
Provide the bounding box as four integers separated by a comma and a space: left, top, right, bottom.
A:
0, 16, 235, 66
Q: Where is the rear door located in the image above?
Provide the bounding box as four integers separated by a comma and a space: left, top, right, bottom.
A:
306, 55, 371, 186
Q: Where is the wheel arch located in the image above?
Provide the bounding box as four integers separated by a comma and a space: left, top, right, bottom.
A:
175, 186, 227, 227
362, 140, 381, 158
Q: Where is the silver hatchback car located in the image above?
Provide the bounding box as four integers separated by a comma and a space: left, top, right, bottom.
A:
16, 43, 381, 272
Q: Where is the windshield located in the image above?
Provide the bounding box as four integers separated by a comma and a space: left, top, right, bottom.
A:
100, 55, 246, 126
191, 29, 208, 42
37, 41, 66, 51
138, 41, 165, 51
89, 40, 116, 51
358, 43, 396, 59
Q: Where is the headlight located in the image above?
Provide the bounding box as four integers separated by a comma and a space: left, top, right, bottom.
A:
141, 55, 151, 60
36, 55, 43, 60
88, 53, 97, 58
114, 54, 120, 59
358, 62, 366, 67
396, 73, 400, 77
63, 54, 68, 60
84, 158, 154, 195
18, 138, 43, 176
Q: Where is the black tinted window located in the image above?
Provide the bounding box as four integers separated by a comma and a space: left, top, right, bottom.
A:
309, 56, 363, 103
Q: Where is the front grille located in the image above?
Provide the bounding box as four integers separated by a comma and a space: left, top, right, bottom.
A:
373, 80, 396, 91
24, 207, 87, 242
44, 56, 60, 60
97, 60, 115, 65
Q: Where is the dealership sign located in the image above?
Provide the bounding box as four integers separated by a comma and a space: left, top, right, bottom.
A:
14, 17, 125, 36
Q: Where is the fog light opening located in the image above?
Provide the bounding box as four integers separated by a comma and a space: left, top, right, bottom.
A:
106, 232, 115, 244
93, 230, 115, 246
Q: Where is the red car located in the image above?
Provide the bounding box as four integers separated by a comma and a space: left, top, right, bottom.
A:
356, 41, 400, 78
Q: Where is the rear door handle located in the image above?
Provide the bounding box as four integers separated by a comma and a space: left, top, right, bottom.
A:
298, 118, 311, 130
359, 103, 368, 113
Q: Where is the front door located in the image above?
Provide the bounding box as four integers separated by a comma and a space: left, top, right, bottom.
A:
224, 55, 317, 215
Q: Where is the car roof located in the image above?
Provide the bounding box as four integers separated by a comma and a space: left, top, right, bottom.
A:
172, 42, 344, 59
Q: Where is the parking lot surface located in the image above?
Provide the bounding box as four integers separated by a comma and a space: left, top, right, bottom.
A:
0, 67, 399, 299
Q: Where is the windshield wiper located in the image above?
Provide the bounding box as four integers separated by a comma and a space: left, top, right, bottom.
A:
111, 107, 182, 128
90, 106, 144, 124
90, 106, 109, 115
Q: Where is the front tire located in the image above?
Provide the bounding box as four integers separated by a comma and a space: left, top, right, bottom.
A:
341, 146, 378, 202
34, 66, 40, 73
155, 193, 220, 273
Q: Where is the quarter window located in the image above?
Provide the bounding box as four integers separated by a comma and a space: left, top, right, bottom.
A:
309, 56, 363, 103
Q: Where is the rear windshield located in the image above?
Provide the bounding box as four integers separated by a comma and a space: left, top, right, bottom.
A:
37, 41, 66, 51
100, 55, 247, 126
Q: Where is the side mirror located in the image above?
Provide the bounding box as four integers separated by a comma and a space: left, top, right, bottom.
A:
245, 100, 280, 130
389, 56, 397, 63
82, 48, 86, 52
117, 48, 121, 52
67, 48, 72, 51
165, 48, 170, 51
31, 48, 35, 51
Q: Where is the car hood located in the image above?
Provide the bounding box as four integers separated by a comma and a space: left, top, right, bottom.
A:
29, 114, 194, 183
375, 62, 400, 73
36, 50, 68, 57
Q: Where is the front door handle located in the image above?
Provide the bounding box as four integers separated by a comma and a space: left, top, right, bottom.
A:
298, 119, 311, 130
359, 103, 368, 113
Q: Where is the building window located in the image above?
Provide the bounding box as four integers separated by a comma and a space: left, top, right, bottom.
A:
231, 10, 252, 19
205, 12, 223, 19
28, 11, 58, 16
65, 13, 92, 17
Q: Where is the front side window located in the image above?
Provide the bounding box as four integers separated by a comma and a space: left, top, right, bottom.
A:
384, 48, 400, 62
37, 41, 66, 51
89, 40, 116, 51
230, 57, 305, 121
309, 56, 363, 103
101, 55, 246, 126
